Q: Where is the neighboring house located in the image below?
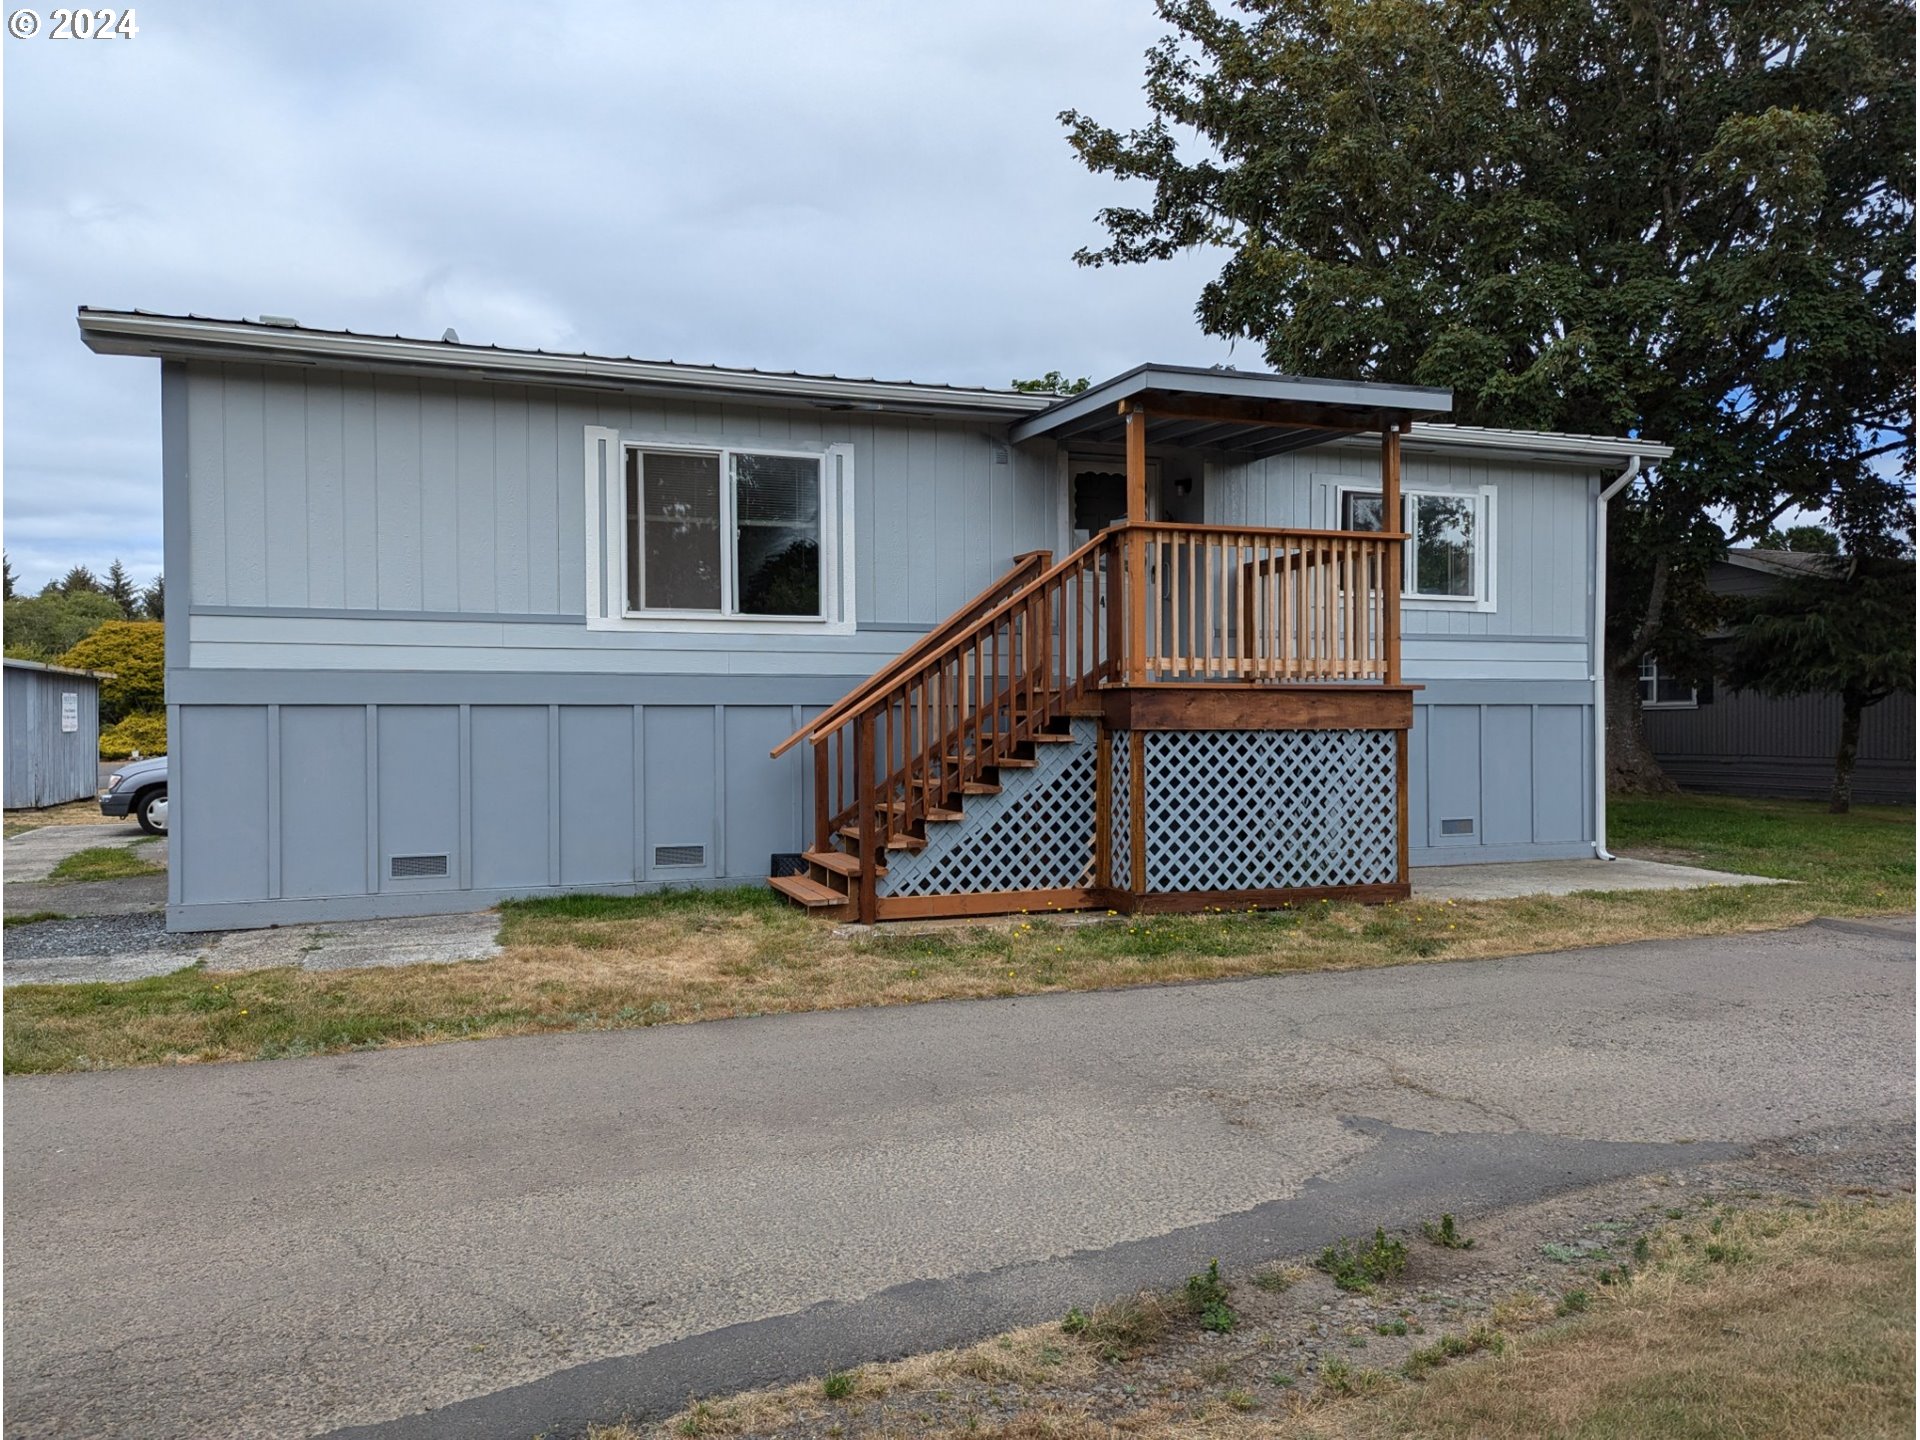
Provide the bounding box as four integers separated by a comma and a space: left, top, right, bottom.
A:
3, 659, 103, 808
1642, 548, 1915, 804
80, 309, 1671, 931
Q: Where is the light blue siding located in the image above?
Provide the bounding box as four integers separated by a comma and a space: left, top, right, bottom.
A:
178, 706, 270, 903
1407, 693, 1593, 866
376, 707, 461, 892
278, 705, 368, 900
470, 706, 550, 890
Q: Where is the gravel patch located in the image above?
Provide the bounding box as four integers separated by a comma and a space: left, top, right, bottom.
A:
3, 913, 217, 986
4, 912, 198, 961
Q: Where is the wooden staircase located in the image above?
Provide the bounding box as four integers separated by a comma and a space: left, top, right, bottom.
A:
767, 717, 1077, 916
768, 537, 1114, 921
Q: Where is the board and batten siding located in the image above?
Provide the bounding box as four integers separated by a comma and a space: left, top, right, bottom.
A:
1647, 689, 1915, 805
181, 361, 1058, 671
1207, 443, 1603, 864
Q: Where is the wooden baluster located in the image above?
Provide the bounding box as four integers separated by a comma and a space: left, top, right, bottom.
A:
854, 713, 877, 924
1231, 534, 1244, 681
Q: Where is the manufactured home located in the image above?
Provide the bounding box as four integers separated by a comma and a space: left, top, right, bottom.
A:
80, 309, 1670, 931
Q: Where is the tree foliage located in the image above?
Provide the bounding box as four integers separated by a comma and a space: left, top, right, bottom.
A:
1721, 555, 1914, 811
141, 573, 165, 621
57, 620, 164, 723
1062, 0, 1915, 787
99, 711, 167, 762
1012, 371, 1093, 395
1755, 524, 1842, 554
3, 590, 123, 661
2, 552, 14, 602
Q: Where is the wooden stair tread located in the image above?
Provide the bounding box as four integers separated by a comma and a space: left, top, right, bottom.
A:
838, 825, 927, 851
945, 753, 1036, 768
768, 874, 847, 909
806, 849, 881, 878
923, 807, 965, 823
1026, 732, 1075, 743
959, 781, 1001, 795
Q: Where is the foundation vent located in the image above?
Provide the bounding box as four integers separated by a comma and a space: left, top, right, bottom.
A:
1439, 818, 1475, 836
653, 843, 706, 869
389, 853, 450, 879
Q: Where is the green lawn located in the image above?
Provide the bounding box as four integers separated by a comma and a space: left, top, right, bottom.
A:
4, 794, 1909, 1075
45, 844, 164, 883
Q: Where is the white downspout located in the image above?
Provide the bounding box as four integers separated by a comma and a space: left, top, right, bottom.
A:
1592, 455, 1641, 860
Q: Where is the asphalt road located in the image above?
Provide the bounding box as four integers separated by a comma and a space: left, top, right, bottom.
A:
5, 918, 1913, 1440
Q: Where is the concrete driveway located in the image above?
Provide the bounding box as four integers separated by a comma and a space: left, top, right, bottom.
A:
3, 918, 1912, 1440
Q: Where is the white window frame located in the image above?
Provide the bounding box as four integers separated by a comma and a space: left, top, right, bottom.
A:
1331, 478, 1498, 613
583, 427, 855, 635
1638, 654, 1698, 709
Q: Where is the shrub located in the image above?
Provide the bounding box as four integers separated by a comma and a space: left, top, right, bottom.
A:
100, 711, 166, 760
59, 620, 164, 721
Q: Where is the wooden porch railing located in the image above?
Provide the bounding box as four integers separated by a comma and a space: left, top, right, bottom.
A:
1125, 524, 1405, 684
776, 522, 1402, 920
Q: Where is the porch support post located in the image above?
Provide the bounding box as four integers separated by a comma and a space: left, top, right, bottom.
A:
1382, 422, 1410, 891
1124, 402, 1150, 684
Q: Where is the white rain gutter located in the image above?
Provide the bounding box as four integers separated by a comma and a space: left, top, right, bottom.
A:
1592, 455, 1642, 860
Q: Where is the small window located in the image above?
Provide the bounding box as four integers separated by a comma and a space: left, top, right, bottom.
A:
624, 446, 825, 619
1639, 655, 1698, 708
1341, 491, 1385, 532
1408, 493, 1478, 599
1338, 486, 1493, 607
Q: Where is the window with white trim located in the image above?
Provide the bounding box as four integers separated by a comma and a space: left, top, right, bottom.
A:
1638, 655, 1698, 708
1338, 484, 1496, 609
583, 429, 854, 634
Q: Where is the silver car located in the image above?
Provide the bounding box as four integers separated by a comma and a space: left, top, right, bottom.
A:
100, 755, 168, 834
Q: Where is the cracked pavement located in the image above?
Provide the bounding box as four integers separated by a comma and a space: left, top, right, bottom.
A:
4, 917, 1913, 1439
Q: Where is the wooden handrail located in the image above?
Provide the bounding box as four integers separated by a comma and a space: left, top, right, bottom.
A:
769, 549, 1054, 758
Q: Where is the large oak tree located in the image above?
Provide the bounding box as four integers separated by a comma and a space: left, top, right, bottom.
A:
1063, 0, 1914, 788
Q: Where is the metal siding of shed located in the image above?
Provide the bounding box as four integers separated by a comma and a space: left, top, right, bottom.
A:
3, 667, 102, 808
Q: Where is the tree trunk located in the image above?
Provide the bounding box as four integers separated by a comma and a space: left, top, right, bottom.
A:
1830, 689, 1864, 815
1605, 654, 1677, 794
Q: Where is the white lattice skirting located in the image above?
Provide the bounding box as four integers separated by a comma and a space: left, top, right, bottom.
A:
876, 718, 1099, 897
1110, 729, 1398, 892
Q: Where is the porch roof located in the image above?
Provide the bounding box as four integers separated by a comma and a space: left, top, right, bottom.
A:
1007, 363, 1453, 459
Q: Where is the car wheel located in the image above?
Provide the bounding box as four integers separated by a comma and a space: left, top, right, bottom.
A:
136, 787, 169, 835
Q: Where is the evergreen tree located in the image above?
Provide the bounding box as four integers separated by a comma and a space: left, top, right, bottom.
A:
140, 573, 165, 621
58, 564, 100, 596
103, 559, 139, 618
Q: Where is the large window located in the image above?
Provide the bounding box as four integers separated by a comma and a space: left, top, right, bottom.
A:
1339, 486, 1495, 608
622, 446, 826, 619
585, 429, 851, 633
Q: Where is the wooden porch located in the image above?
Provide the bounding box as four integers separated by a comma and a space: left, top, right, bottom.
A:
770, 375, 1445, 922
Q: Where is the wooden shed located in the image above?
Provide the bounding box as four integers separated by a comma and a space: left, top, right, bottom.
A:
4, 659, 105, 808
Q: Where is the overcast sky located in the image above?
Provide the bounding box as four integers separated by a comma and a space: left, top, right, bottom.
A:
3, 1, 1240, 592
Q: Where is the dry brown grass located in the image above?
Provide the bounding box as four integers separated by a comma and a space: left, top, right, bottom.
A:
3, 798, 119, 836
589, 1197, 1914, 1440
5, 794, 1910, 1074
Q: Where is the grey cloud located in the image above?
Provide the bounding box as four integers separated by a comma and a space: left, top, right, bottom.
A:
4, 0, 1235, 593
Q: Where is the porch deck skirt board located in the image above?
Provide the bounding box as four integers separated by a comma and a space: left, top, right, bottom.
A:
871, 718, 1400, 905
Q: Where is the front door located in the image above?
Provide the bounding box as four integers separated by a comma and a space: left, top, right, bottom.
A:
1068, 458, 1160, 548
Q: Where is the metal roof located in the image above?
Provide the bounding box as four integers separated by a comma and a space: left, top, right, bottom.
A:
76, 309, 1056, 421
1007, 363, 1453, 459
76, 310, 1673, 463
3, 658, 112, 680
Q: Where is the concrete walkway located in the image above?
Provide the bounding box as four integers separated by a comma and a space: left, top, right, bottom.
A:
1413, 854, 1786, 901
4, 821, 163, 883
4, 918, 1910, 1440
